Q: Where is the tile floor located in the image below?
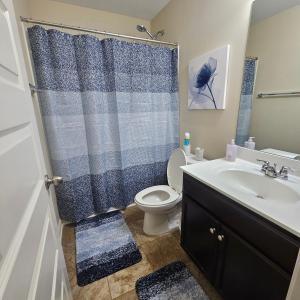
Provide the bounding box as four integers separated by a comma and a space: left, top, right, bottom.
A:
62, 205, 222, 300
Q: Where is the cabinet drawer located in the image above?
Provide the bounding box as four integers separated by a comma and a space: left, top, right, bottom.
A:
183, 174, 299, 275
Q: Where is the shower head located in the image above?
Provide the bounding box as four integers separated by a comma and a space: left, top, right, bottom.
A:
136, 25, 165, 40
136, 24, 154, 39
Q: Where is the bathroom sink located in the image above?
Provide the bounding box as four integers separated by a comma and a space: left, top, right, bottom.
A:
218, 169, 300, 204
181, 158, 300, 238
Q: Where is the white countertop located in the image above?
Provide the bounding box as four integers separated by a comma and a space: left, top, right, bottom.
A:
181, 158, 300, 238
186, 154, 207, 165
262, 148, 300, 159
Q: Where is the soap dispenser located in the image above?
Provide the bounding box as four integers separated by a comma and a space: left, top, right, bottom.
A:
244, 137, 255, 150
226, 139, 237, 162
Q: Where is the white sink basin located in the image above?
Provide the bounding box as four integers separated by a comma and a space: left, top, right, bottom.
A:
181, 158, 300, 238
218, 169, 300, 204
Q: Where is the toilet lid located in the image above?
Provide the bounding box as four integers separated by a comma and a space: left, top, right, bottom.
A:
167, 148, 187, 194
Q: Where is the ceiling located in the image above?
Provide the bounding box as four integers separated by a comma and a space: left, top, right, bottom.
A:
53, 0, 300, 23
252, 0, 300, 23
53, 0, 171, 20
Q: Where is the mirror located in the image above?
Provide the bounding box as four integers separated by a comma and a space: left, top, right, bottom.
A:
236, 0, 300, 159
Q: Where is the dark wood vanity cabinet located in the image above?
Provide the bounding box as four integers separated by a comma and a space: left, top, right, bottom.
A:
182, 196, 220, 282
218, 224, 290, 300
181, 174, 300, 300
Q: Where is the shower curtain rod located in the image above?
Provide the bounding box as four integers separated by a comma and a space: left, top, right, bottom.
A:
20, 16, 178, 47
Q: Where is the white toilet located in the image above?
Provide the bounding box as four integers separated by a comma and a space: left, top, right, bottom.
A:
135, 148, 187, 235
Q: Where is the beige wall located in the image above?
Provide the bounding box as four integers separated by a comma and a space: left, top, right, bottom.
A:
25, 0, 150, 36
151, 0, 253, 159
247, 6, 300, 153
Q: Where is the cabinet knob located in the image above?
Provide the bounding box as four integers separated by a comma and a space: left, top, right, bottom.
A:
217, 235, 225, 242
209, 227, 216, 235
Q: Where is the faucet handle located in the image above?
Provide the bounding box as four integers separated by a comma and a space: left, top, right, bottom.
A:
279, 166, 295, 179
257, 159, 270, 173
256, 159, 270, 168
257, 159, 270, 164
280, 166, 295, 172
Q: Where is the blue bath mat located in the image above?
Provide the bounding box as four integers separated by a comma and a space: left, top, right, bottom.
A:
75, 210, 142, 286
136, 261, 209, 300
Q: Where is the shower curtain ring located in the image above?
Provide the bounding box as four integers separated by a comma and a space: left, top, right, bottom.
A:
103, 30, 107, 40
60, 23, 67, 34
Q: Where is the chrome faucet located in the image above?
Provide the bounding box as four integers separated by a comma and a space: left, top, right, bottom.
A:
257, 159, 294, 180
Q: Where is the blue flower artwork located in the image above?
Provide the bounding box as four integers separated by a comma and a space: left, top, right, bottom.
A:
188, 45, 230, 110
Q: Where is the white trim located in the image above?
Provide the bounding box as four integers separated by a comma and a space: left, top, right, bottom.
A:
58, 219, 64, 243
50, 249, 59, 300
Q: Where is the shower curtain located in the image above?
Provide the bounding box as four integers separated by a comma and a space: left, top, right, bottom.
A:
236, 57, 258, 146
28, 25, 179, 222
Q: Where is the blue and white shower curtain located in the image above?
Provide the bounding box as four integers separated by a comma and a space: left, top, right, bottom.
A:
28, 25, 179, 222
236, 57, 258, 146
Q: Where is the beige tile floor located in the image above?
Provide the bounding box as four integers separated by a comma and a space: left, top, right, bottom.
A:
62, 206, 222, 300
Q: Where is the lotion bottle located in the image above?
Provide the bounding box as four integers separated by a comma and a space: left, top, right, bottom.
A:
183, 132, 191, 156
226, 139, 237, 162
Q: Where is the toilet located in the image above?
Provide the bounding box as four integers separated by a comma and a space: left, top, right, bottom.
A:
135, 148, 187, 235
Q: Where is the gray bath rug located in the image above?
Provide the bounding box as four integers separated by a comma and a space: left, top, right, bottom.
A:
75, 210, 142, 286
136, 261, 209, 300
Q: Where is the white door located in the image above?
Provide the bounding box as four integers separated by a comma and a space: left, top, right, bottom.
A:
0, 0, 72, 299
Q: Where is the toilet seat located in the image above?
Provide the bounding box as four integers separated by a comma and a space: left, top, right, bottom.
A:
135, 185, 180, 208
135, 149, 186, 209
134, 148, 187, 235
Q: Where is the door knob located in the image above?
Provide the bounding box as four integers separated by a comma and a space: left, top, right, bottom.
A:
217, 235, 225, 242
209, 227, 216, 235
45, 175, 63, 190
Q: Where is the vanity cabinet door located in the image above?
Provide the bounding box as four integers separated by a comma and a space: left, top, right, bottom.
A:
218, 225, 290, 300
181, 196, 219, 282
